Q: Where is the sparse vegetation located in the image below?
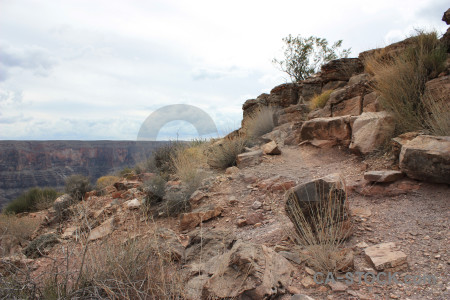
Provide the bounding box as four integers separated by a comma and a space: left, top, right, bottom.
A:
143, 175, 167, 206
309, 89, 333, 110
96, 175, 119, 190
162, 190, 191, 217
2, 187, 59, 214
65, 175, 92, 201
366, 30, 448, 135
244, 106, 277, 140
145, 142, 185, 179
207, 136, 248, 169
0, 214, 41, 242
171, 142, 208, 196
273, 34, 351, 82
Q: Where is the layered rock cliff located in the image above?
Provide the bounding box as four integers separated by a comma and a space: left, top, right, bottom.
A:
0, 141, 166, 207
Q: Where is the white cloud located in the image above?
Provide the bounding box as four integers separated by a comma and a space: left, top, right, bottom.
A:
0, 0, 448, 139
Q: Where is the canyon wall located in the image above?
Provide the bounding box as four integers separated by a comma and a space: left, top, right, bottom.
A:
0, 141, 167, 208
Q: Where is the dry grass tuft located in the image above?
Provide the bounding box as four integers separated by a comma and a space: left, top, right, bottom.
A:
207, 136, 248, 169
171, 142, 208, 195
244, 106, 277, 139
96, 175, 120, 190
309, 90, 333, 110
366, 30, 447, 135
286, 178, 352, 274
0, 214, 40, 241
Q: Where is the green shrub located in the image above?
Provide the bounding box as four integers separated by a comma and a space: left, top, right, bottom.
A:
310, 90, 333, 110
3, 187, 59, 214
118, 167, 134, 179
367, 30, 447, 135
65, 175, 92, 201
143, 175, 167, 206
207, 136, 248, 169
244, 106, 277, 139
273, 34, 351, 82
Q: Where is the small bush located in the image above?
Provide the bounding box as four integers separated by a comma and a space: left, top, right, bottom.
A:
143, 175, 167, 206
244, 106, 276, 139
118, 167, 135, 179
423, 95, 450, 136
162, 190, 190, 217
96, 175, 119, 190
207, 136, 248, 169
310, 89, 333, 110
171, 144, 208, 196
3, 187, 59, 214
367, 30, 447, 135
65, 175, 92, 201
147, 142, 185, 178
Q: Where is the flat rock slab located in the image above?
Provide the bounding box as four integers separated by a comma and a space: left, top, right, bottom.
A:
364, 170, 404, 183
364, 242, 407, 271
180, 205, 222, 231
236, 150, 263, 168
88, 217, 115, 241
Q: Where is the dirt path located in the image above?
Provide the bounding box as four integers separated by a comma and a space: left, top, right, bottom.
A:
201, 145, 449, 300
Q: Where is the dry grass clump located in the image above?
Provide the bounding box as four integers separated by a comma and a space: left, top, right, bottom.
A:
244, 106, 277, 139
309, 89, 333, 110
96, 175, 119, 190
0, 214, 40, 241
366, 30, 447, 135
171, 142, 208, 196
207, 136, 248, 169
286, 178, 352, 274
79, 238, 186, 299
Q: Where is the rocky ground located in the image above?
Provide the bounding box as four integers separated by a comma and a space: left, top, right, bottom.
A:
2, 144, 448, 300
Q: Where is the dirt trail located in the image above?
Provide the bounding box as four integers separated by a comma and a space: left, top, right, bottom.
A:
201, 145, 449, 299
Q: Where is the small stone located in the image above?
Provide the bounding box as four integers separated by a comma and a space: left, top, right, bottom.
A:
301, 276, 317, 288
225, 166, 239, 175
328, 281, 347, 291
389, 294, 399, 299
355, 241, 369, 248
435, 254, 441, 259
236, 219, 247, 227
365, 242, 407, 271
305, 267, 315, 276
125, 198, 141, 209
279, 251, 304, 265
88, 217, 115, 241
262, 140, 281, 155
287, 286, 301, 294
252, 200, 262, 210
364, 170, 404, 183
291, 294, 316, 300
244, 212, 264, 225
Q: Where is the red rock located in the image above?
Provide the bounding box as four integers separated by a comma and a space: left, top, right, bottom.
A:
111, 191, 123, 199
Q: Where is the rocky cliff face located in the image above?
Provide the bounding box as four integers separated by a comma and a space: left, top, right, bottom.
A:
0, 141, 167, 207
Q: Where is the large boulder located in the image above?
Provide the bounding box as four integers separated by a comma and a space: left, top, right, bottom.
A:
349, 112, 395, 154
300, 116, 352, 146
187, 240, 294, 299
320, 58, 364, 82
399, 135, 450, 184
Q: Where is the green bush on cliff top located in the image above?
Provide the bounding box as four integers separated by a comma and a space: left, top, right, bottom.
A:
3, 187, 59, 214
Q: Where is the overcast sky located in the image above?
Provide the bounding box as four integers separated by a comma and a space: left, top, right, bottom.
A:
0, 0, 448, 140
